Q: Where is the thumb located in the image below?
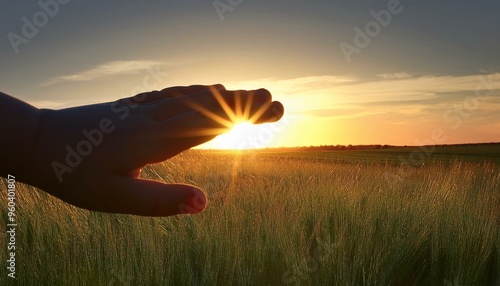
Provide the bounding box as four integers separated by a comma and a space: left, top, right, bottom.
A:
105, 177, 208, 216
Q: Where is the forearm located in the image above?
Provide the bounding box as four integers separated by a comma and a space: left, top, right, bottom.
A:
0, 92, 41, 182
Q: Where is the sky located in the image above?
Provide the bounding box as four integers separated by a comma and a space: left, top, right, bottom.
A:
1, 0, 500, 148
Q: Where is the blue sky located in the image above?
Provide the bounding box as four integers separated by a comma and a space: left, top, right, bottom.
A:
1, 0, 499, 146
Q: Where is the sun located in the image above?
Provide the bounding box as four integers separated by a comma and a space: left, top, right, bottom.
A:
188, 86, 283, 149
208, 121, 263, 150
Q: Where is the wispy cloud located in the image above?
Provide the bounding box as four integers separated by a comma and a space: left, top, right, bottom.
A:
236, 72, 499, 104
40, 60, 163, 87
229, 75, 357, 94
377, 72, 412, 79
227, 72, 500, 124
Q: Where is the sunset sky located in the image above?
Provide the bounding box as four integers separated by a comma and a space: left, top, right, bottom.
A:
1, 1, 499, 148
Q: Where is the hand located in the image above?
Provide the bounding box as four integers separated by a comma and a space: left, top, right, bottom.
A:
10, 84, 284, 216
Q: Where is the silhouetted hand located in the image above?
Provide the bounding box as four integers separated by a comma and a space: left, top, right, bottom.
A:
0, 85, 284, 216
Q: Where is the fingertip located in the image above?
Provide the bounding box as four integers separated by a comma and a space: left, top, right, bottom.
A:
180, 186, 208, 215
255, 101, 285, 123
213, 84, 226, 91
271, 101, 285, 121
112, 179, 209, 217
254, 88, 272, 102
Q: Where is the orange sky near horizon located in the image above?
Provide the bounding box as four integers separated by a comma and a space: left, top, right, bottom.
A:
200, 73, 500, 149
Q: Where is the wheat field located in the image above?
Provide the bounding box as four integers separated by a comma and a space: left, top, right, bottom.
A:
1, 150, 499, 285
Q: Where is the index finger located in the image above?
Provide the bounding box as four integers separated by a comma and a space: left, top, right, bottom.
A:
151, 88, 276, 122
119, 84, 227, 105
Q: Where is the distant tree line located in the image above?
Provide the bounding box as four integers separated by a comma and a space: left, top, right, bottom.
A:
262, 142, 500, 152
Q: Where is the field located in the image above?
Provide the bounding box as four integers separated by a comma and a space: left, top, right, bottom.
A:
1, 146, 500, 285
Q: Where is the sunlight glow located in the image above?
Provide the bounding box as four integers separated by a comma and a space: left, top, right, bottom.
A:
209, 121, 262, 150
210, 121, 276, 150
182, 86, 282, 148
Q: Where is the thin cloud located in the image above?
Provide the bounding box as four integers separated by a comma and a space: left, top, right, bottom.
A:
276, 73, 497, 101
230, 73, 500, 103
377, 72, 412, 79
301, 108, 385, 120
40, 60, 163, 87
227, 75, 358, 95
227, 72, 500, 122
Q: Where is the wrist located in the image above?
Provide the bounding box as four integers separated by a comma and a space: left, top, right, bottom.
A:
0, 93, 42, 183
